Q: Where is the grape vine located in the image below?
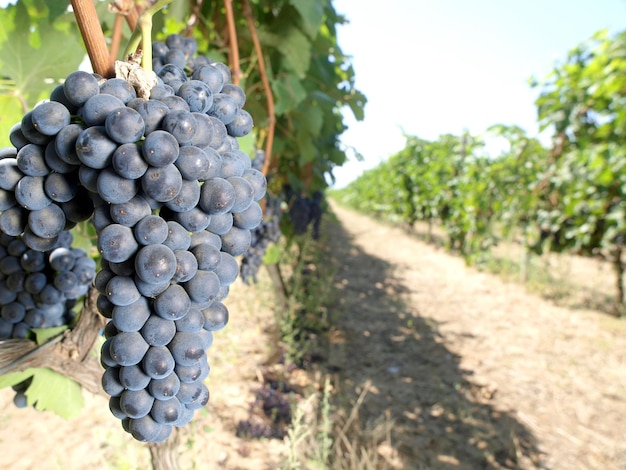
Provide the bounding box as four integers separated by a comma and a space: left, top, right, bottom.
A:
334, 28, 626, 313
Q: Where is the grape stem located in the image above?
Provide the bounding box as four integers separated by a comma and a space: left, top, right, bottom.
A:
124, 0, 175, 71
70, 0, 115, 77
242, 0, 275, 177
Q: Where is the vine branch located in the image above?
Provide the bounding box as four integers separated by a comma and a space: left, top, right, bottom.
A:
223, 0, 241, 85
70, 0, 115, 78
0, 287, 107, 396
109, 13, 125, 62
242, 0, 275, 177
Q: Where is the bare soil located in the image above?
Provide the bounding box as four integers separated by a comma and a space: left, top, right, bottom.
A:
0, 202, 624, 470
324, 202, 626, 470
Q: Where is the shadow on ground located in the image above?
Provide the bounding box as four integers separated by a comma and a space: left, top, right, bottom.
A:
320, 212, 543, 469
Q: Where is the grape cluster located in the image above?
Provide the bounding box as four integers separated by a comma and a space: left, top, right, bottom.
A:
1, 33, 266, 442
0, 231, 95, 339
285, 187, 323, 239
240, 193, 281, 284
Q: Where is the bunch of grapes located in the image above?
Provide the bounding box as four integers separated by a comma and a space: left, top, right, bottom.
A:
0, 33, 267, 442
285, 187, 323, 239
239, 150, 280, 284
0, 231, 95, 339
240, 192, 282, 284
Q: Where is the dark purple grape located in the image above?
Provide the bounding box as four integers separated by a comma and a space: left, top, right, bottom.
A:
133, 215, 169, 246
16, 144, 50, 176
199, 178, 235, 215
31, 101, 71, 136
134, 244, 177, 285
182, 269, 219, 304
150, 396, 182, 424
168, 331, 205, 366
81, 94, 125, 127
100, 78, 137, 103
226, 109, 253, 137
105, 107, 145, 144
209, 93, 238, 125
141, 164, 183, 203
110, 195, 152, 227
153, 284, 191, 321
75, 126, 118, 169
63, 71, 100, 107
120, 389, 154, 419
177, 80, 213, 113
149, 373, 181, 402
161, 110, 197, 145
97, 224, 139, 263
109, 331, 150, 366
141, 315, 177, 347
142, 130, 179, 167
142, 346, 176, 379
97, 167, 140, 204
112, 143, 148, 180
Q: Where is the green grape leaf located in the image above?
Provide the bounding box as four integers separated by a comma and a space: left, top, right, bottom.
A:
31, 325, 67, 345
0, 1, 85, 105
0, 93, 25, 147
263, 243, 281, 264
276, 27, 311, 78
289, 0, 324, 39
273, 74, 307, 115
237, 131, 256, 157
25, 367, 84, 419
344, 89, 367, 121
298, 105, 323, 136
0, 369, 34, 389
47, 0, 71, 23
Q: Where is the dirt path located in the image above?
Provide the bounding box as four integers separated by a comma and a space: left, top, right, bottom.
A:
0, 203, 624, 470
325, 202, 626, 469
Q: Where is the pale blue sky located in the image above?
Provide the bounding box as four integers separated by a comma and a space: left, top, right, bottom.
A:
331, 0, 626, 187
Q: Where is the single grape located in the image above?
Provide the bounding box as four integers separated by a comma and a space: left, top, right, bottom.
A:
97, 167, 140, 204
182, 269, 220, 305
75, 126, 118, 169
100, 78, 137, 104
142, 346, 176, 379
142, 130, 179, 168
161, 110, 197, 145
141, 164, 183, 203
63, 71, 100, 107
133, 215, 169, 246
153, 284, 191, 321
120, 388, 155, 419
168, 331, 206, 367
148, 374, 181, 401
112, 143, 148, 180
134, 244, 177, 285
199, 178, 235, 215
226, 109, 253, 137
81, 94, 126, 127
31, 101, 71, 136
177, 80, 213, 113
109, 331, 150, 367
97, 224, 139, 263
150, 396, 182, 424
16, 144, 50, 177
141, 315, 177, 347
105, 107, 145, 144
